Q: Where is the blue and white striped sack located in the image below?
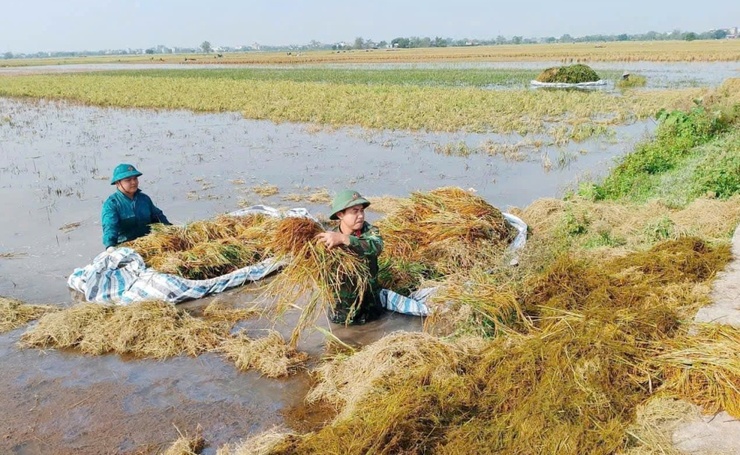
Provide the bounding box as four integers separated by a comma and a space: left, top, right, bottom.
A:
379, 287, 437, 316
67, 247, 283, 305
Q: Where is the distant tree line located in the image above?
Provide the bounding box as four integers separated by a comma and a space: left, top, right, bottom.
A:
350, 28, 732, 50
1, 28, 734, 59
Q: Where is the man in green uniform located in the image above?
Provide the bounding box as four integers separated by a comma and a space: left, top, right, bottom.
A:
316, 189, 384, 325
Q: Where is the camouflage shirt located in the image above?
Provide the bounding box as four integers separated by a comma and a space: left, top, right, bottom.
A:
330, 221, 384, 324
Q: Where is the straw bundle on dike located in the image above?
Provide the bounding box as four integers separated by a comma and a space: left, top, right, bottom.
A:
0, 296, 58, 333
376, 187, 516, 293
513, 196, 740, 261
651, 324, 740, 417
127, 214, 277, 280
258, 235, 733, 455
262, 217, 370, 346
535, 63, 601, 83
21, 301, 226, 358
621, 397, 699, 455
220, 330, 309, 378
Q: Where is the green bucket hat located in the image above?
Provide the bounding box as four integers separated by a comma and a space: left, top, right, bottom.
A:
330, 189, 370, 220
110, 163, 142, 185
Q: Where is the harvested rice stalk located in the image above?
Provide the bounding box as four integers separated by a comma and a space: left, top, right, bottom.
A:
652, 324, 740, 417
267, 217, 323, 258
164, 427, 205, 455
21, 303, 114, 349
263, 219, 370, 346
376, 187, 515, 291
89, 301, 225, 358
307, 331, 477, 420
127, 214, 276, 279
622, 397, 698, 455
216, 427, 297, 455
220, 330, 308, 378
22, 301, 226, 359
0, 296, 58, 333
269, 241, 369, 346
203, 300, 261, 323
425, 269, 526, 336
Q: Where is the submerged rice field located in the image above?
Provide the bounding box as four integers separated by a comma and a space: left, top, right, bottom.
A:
1, 49, 739, 453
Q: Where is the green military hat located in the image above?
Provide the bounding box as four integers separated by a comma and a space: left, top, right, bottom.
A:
110, 163, 142, 185
330, 189, 370, 220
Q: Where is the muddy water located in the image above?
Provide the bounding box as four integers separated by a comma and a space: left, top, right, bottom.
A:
0, 97, 647, 453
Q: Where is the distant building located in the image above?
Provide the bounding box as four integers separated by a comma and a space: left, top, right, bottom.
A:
727, 26, 738, 38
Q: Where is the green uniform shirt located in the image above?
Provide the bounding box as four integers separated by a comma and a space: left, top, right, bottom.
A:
330, 221, 384, 324
101, 189, 170, 248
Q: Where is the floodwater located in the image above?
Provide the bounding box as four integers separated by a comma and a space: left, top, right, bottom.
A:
0, 96, 650, 453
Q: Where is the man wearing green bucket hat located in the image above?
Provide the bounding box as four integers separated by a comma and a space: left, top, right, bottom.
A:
316, 189, 384, 324
101, 163, 171, 248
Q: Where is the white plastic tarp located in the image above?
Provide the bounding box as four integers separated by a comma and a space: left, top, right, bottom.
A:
530, 79, 607, 88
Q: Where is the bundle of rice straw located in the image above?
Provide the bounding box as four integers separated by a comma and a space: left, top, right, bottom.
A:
652, 324, 740, 417
127, 214, 277, 279
219, 330, 309, 378
307, 331, 475, 420
164, 427, 205, 455
376, 187, 516, 292
262, 217, 370, 346
21, 301, 226, 358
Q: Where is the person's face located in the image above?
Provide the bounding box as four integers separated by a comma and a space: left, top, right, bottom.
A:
337, 204, 365, 233
116, 176, 139, 197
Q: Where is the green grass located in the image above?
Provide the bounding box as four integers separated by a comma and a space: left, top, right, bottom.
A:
591, 104, 739, 204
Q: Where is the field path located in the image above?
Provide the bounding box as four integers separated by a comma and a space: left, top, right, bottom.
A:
673, 224, 740, 454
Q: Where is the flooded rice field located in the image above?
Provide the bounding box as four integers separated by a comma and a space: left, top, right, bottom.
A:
0, 97, 649, 453
2, 61, 738, 89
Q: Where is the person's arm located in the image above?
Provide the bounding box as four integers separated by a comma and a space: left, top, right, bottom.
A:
151, 203, 171, 225
101, 198, 120, 248
347, 224, 383, 258
144, 194, 171, 225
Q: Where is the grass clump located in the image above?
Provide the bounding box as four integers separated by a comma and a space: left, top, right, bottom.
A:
0, 296, 57, 333
535, 64, 601, 83
219, 330, 308, 378
21, 301, 226, 358
593, 79, 740, 203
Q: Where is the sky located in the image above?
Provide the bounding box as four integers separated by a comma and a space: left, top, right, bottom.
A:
2, 0, 739, 53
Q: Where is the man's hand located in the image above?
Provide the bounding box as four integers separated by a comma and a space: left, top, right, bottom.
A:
316, 232, 350, 249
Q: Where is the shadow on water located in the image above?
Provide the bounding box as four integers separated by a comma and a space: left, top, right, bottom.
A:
0, 97, 641, 453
